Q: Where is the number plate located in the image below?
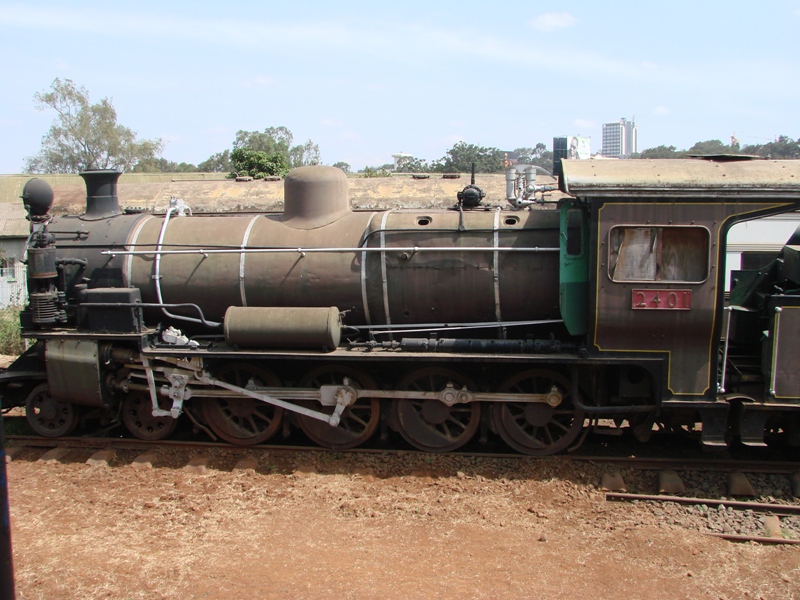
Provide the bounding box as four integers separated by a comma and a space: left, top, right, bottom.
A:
632, 289, 691, 310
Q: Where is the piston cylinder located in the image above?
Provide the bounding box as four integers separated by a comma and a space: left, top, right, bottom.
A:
224, 306, 342, 351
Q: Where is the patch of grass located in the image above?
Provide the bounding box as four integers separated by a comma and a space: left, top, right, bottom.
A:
0, 306, 25, 356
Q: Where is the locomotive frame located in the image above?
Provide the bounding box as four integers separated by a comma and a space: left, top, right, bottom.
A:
2, 158, 800, 455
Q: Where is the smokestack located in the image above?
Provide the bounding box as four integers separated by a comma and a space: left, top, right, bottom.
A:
79, 169, 122, 219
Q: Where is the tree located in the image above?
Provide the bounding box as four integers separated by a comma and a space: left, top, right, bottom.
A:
288, 139, 320, 168
229, 148, 288, 179
332, 161, 351, 173
634, 145, 682, 159
233, 126, 320, 169
234, 126, 292, 155
197, 150, 232, 173
24, 78, 163, 173
133, 158, 198, 173
685, 139, 736, 155
435, 142, 505, 173
742, 135, 800, 159
395, 156, 430, 173
513, 144, 553, 173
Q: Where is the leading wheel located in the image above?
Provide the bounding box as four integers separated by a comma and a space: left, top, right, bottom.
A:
492, 369, 584, 455
202, 363, 284, 445
25, 383, 78, 437
296, 365, 381, 450
392, 367, 480, 452
121, 392, 178, 441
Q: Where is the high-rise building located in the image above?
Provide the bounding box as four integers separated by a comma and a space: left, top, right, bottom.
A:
601, 118, 637, 158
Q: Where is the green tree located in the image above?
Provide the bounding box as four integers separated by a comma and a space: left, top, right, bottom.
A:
233, 126, 320, 168
332, 161, 351, 173
742, 135, 800, 159
395, 156, 430, 173
25, 78, 163, 173
634, 145, 682, 159
197, 150, 232, 172
134, 158, 198, 173
288, 139, 321, 168
513, 144, 553, 173
436, 142, 505, 173
229, 148, 289, 179
685, 139, 735, 155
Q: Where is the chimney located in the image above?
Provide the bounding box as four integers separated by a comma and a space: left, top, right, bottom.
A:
79, 169, 122, 219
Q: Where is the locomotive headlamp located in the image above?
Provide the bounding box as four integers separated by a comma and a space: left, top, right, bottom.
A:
457, 184, 485, 208
20, 178, 54, 217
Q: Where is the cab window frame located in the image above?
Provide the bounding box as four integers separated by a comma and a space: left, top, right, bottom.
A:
607, 224, 711, 284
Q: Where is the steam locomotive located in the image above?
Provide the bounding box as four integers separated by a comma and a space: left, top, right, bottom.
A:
2, 159, 800, 455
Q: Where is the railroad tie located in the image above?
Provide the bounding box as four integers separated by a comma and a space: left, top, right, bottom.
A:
600, 471, 627, 492
37, 447, 68, 463
131, 451, 158, 469
658, 470, 686, 495
86, 449, 115, 467
3, 447, 22, 463
727, 472, 756, 497
762, 515, 783, 539
185, 455, 209, 474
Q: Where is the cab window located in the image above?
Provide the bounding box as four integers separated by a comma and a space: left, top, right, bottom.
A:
609, 226, 709, 282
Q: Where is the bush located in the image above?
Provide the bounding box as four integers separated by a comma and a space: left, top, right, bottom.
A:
228, 148, 289, 179
360, 167, 392, 178
0, 307, 25, 356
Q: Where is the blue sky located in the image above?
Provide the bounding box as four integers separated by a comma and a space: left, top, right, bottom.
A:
1, 1, 799, 173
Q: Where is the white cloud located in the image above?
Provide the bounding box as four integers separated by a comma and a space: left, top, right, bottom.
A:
321, 117, 343, 128
654, 106, 671, 115
530, 13, 576, 32
574, 118, 596, 129
641, 61, 658, 69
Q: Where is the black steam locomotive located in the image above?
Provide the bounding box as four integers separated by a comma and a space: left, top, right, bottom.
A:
2, 159, 800, 455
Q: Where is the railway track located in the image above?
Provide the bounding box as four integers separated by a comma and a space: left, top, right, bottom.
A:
6, 425, 800, 544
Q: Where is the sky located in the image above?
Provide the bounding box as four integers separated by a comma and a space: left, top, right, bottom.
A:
1, 1, 799, 174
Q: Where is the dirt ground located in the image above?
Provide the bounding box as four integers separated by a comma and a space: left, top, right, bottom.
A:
4, 445, 799, 600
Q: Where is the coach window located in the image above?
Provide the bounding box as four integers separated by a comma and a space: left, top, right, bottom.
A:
608, 226, 709, 282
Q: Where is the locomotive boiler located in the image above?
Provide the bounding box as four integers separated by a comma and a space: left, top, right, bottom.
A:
3, 159, 800, 455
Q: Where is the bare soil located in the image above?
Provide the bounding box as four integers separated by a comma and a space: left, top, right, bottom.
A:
5, 446, 799, 599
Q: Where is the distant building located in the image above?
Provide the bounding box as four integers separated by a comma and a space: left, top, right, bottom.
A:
601, 118, 637, 158
0, 203, 29, 308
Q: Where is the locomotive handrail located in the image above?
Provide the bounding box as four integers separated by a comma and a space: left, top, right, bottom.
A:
102, 246, 560, 256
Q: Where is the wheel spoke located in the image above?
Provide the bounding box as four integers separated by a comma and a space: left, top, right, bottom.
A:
296, 366, 381, 450
122, 392, 177, 441
493, 369, 584, 456
202, 363, 283, 445
392, 367, 480, 452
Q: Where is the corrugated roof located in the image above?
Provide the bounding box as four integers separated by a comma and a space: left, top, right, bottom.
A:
0, 203, 30, 237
